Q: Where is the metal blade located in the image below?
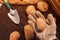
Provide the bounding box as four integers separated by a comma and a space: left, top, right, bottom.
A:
8, 9, 20, 24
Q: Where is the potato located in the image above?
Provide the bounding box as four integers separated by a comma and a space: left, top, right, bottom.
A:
23, 0, 41, 4
10, 31, 20, 40
26, 5, 36, 15
24, 25, 34, 40
37, 2, 48, 12
14, 0, 20, 3
8, 0, 20, 4
17, 0, 29, 5
8, 0, 16, 4
36, 18, 46, 31
0, 0, 3, 3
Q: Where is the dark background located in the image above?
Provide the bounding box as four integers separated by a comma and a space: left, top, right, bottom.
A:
0, 1, 60, 40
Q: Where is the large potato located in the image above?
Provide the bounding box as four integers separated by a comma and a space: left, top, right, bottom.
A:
24, 25, 34, 40
36, 18, 46, 31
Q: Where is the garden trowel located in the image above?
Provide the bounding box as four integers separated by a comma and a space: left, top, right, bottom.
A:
3, 0, 20, 24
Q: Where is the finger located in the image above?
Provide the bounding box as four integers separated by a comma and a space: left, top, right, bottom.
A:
47, 14, 56, 25
32, 12, 37, 19
28, 15, 36, 23
28, 20, 35, 28
54, 17, 56, 22
46, 19, 50, 25
35, 11, 45, 20
28, 20, 38, 35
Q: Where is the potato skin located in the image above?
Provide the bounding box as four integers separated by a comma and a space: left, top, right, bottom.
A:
37, 2, 48, 12
23, 0, 41, 4
0, 0, 41, 5
36, 18, 46, 31
10, 31, 20, 40
26, 5, 36, 15
1, 0, 28, 4
0, 0, 3, 3
8, 0, 16, 4
24, 25, 34, 40
17, 0, 29, 5
8, 0, 21, 4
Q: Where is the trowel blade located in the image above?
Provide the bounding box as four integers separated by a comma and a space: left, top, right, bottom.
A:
8, 9, 20, 24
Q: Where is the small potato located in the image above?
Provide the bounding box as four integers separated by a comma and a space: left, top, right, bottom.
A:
10, 31, 20, 40
23, 0, 41, 4
36, 18, 46, 31
37, 2, 48, 12
26, 5, 36, 15
24, 25, 34, 40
